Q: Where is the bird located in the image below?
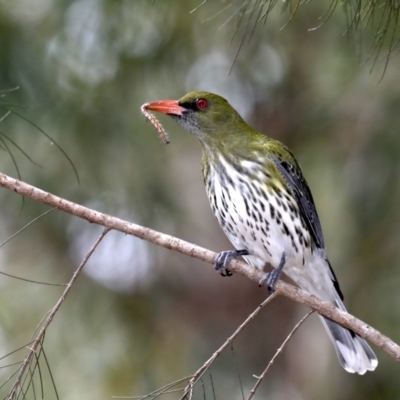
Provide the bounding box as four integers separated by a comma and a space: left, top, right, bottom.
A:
143, 91, 378, 374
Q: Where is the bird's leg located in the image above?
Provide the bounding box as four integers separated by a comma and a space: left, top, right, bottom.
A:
214, 249, 249, 277
259, 252, 286, 294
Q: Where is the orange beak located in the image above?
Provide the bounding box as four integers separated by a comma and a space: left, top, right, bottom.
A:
143, 100, 186, 116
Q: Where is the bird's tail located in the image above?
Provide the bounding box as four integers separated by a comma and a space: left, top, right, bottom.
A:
319, 297, 378, 374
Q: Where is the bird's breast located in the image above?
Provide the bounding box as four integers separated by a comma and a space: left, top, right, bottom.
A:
204, 155, 312, 270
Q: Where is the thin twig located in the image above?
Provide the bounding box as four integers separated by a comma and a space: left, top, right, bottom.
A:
5, 228, 110, 400
111, 376, 191, 399
0, 208, 66, 286
190, 0, 207, 14
0, 106, 80, 183
181, 293, 278, 400
247, 310, 314, 399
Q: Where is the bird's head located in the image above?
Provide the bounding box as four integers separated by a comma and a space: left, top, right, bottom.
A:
144, 91, 252, 148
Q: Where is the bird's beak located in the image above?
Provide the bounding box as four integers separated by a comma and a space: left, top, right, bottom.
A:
143, 100, 186, 116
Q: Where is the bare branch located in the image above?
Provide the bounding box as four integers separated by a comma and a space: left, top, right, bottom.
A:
5, 227, 110, 400
247, 310, 314, 399
0, 171, 399, 364
113, 376, 192, 399
182, 293, 278, 400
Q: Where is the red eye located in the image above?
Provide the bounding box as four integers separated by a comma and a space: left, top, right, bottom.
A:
196, 98, 208, 109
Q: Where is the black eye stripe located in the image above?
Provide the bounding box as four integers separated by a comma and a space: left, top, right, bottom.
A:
179, 101, 199, 111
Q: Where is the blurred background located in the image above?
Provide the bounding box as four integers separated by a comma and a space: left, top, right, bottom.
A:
0, 1, 399, 399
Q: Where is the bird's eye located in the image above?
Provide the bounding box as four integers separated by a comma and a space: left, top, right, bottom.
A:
196, 99, 208, 109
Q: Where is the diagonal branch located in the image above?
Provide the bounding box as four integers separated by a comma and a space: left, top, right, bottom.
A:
5, 227, 110, 400
0, 171, 399, 363
247, 310, 314, 399
183, 292, 278, 400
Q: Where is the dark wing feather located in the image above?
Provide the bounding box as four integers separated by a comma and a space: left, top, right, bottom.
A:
272, 155, 325, 249
272, 153, 344, 300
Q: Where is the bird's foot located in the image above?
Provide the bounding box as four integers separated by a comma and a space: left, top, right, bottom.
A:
259, 252, 286, 294
214, 249, 249, 277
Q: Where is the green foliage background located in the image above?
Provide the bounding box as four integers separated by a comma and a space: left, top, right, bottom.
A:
0, 1, 399, 399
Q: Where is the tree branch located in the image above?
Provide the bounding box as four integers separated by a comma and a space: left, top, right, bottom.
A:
6, 227, 110, 400
183, 293, 278, 400
0, 171, 398, 363
247, 310, 314, 400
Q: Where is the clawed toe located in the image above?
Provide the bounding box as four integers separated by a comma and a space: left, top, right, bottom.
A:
259, 252, 286, 294
214, 252, 232, 276
258, 270, 280, 294
214, 249, 249, 277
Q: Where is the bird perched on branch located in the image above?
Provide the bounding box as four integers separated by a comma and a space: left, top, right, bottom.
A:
144, 91, 378, 374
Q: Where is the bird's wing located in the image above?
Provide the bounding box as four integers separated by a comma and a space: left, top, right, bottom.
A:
267, 142, 343, 300
270, 151, 325, 250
